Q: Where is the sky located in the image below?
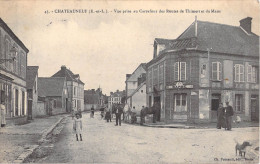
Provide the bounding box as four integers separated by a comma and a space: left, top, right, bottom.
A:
0, 0, 259, 95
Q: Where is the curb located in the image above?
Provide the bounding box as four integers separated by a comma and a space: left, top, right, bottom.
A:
142, 124, 195, 129
12, 115, 68, 163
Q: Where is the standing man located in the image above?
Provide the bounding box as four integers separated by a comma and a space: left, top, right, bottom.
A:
224, 101, 234, 131
217, 103, 225, 129
91, 105, 95, 118
115, 105, 123, 126
0, 101, 6, 127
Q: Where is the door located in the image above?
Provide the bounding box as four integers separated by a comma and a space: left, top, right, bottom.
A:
28, 100, 32, 120
251, 95, 259, 122
211, 94, 221, 121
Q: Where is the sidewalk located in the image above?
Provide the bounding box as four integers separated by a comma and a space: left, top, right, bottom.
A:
143, 121, 259, 129
0, 114, 68, 163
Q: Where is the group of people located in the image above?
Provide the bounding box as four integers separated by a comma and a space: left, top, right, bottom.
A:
217, 101, 234, 130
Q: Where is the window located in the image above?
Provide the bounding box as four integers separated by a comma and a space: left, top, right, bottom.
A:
153, 66, 158, 85
235, 94, 242, 112
200, 64, 206, 78
148, 70, 152, 87
74, 87, 76, 96
174, 93, 187, 112
53, 99, 57, 108
212, 62, 222, 81
235, 64, 244, 82
247, 65, 257, 83
159, 64, 164, 84
174, 62, 186, 81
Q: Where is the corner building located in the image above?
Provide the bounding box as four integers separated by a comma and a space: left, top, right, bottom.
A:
146, 17, 259, 123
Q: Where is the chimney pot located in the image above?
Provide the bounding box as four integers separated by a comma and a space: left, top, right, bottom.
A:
240, 17, 252, 34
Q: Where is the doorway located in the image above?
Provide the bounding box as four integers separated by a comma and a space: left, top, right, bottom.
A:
251, 95, 259, 122
28, 100, 32, 120
211, 94, 221, 121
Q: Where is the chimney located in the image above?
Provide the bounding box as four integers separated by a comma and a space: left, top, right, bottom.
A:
240, 17, 252, 34
126, 74, 131, 79
61, 65, 66, 70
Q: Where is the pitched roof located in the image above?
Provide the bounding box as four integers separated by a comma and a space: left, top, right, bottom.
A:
38, 77, 66, 97
52, 66, 84, 85
111, 90, 125, 97
126, 63, 147, 82
26, 66, 39, 89
177, 20, 259, 56
147, 19, 259, 67
0, 18, 29, 53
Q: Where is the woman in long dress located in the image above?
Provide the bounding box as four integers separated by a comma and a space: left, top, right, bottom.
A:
0, 102, 6, 127
73, 113, 82, 141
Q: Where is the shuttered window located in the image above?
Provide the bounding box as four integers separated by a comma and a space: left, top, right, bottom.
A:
234, 64, 244, 82
174, 62, 186, 81
212, 62, 222, 81
247, 65, 257, 83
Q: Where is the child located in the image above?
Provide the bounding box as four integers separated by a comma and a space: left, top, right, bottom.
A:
73, 113, 83, 141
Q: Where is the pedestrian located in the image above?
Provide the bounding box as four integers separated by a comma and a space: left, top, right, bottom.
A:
224, 101, 234, 131
73, 112, 83, 141
0, 101, 6, 127
91, 105, 95, 118
105, 106, 111, 123
217, 103, 225, 129
115, 105, 123, 126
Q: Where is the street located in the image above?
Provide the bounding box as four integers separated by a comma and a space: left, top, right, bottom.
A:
25, 112, 259, 163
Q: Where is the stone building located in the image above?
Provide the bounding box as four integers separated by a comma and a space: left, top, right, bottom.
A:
146, 17, 259, 123
52, 66, 84, 112
0, 18, 29, 125
26, 66, 39, 119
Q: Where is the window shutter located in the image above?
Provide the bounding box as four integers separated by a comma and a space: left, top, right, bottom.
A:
174, 62, 179, 81
218, 62, 222, 81
212, 62, 217, 80
235, 65, 239, 82
240, 65, 244, 82
252, 67, 256, 83
247, 65, 252, 82
180, 62, 186, 81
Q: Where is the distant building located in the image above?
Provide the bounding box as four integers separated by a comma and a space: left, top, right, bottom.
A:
128, 82, 146, 113
52, 66, 84, 112
26, 66, 39, 119
125, 63, 146, 109
146, 17, 259, 123
108, 90, 125, 108
125, 63, 146, 99
38, 77, 68, 115
84, 88, 105, 110
0, 18, 29, 125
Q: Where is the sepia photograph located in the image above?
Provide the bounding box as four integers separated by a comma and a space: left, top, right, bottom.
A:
0, 0, 259, 163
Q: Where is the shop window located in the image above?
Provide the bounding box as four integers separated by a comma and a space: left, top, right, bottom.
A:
212, 62, 222, 81
235, 94, 243, 112
235, 64, 244, 82
174, 93, 187, 112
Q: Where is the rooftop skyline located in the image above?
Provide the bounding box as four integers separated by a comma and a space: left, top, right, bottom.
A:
0, 1, 259, 95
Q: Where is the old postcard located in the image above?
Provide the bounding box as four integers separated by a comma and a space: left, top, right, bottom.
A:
0, 0, 259, 163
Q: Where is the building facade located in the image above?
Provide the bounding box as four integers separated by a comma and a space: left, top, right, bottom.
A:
26, 66, 39, 119
125, 63, 146, 99
146, 17, 259, 123
84, 88, 106, 110
0, 18, 29, 125
38, 77, 68, 115
108, 90, 125, 108
52, 66, 84, 112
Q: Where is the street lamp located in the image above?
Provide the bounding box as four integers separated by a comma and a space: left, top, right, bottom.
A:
0, 46, 16, 64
